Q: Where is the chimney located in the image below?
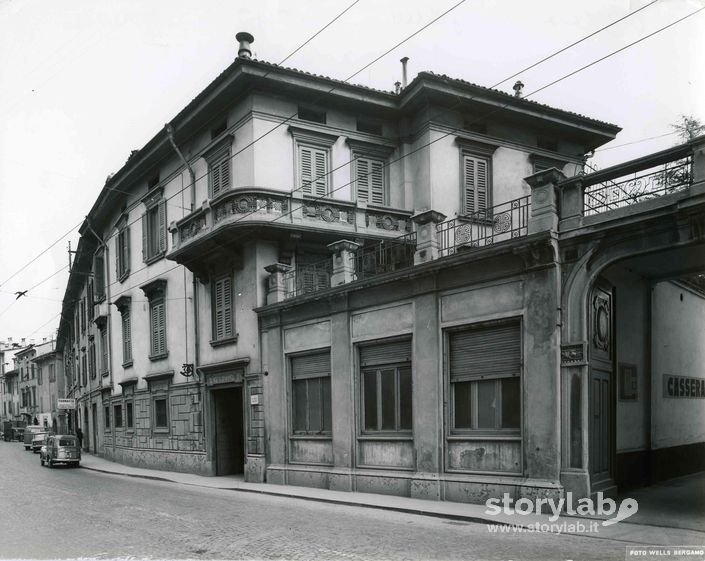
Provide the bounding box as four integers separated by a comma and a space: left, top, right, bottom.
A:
8, 337, 12, 343
21, 338, 25, 346
43, 338, 47, 343
513, 80, 524, 97
394, 81, 401, 95
400, 57, 409, 88
236, 32, 254, 59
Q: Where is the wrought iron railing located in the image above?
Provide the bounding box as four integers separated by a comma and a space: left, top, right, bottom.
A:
583, 155, 693, 216
437, 196, 530, 257
353, 232, 417, 281
283, 259, 333, 299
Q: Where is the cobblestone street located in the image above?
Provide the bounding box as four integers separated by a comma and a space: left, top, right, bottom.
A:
0, 442, 639, 561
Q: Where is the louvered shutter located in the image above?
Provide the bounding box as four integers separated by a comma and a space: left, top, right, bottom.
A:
360, 339, 412, 367
221, 277, 233, 339
291, 351, 330, 380
370, 159, 385, 205
211, 161, 221, 197
449, 321, 521, 381
157, 201, 166, 253
125, 226, 131, 275
300, 146, 313, 194
463, 155, 490, 214
356, 157, 370, 202
313, 149, 327, 197
157, 301, 166, 354
150, 303, 159, 355
123, 312, 132, 363
219, 157, 230, 193
213, 277, 233, 340
142, 214, 148, 262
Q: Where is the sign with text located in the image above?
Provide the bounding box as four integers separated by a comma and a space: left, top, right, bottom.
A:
57, 398, 76, 410
663, 374, 705, 398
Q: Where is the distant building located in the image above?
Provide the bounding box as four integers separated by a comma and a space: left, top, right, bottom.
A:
56, 32, 705, 504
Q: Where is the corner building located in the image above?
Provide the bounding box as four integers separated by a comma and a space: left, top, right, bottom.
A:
57, 33, 705, 503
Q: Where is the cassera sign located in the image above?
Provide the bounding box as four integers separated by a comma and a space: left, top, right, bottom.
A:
663, 374, 705, 398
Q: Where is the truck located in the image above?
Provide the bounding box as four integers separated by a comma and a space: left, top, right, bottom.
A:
2, 420, 26, 442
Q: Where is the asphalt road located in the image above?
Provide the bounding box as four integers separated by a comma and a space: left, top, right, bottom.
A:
0, 440, 634, 560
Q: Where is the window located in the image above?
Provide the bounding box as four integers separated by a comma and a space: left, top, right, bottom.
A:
290, 127, 337, 198
104, 405, 110, 430
126, 401, 134, 429
154, 397, 168, 429
356, 118, 382, 136
37, 365, 42, 385
354, 155, 386, 205
115, 296, 132, 366
99, 327, 108, 375
114, 404, 123, 428
207, 146, 231, 199
448, 319, 521, 433
141, 280, 167, 360
80, 299, 86, 333
141, 194, 166, 264
290, 351, 332, 435
211, 276, 235, 343
359, 339, 412, 433
116, 218, 130, 281
462, 154, 490, 216
93, 250, 106, 302
88, 340, 97, 379
298, 105, 326, 124
49, 363, 55, 382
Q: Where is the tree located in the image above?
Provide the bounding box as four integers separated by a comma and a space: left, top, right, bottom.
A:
671, 115, 705, 142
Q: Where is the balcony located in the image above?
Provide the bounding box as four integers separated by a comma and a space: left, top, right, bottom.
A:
168, 188, 414, 263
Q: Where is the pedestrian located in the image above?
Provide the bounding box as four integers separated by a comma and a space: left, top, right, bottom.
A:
76, 427, 83, 449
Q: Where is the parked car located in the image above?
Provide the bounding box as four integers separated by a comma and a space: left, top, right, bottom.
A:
23, 425, 46, 450
31, 432, 49, 453
14, 427, 25, 442
40, 435, 81, 468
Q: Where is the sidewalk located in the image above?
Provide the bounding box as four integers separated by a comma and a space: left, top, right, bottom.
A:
79, 453, 705, 546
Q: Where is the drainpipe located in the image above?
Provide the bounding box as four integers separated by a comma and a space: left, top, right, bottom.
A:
164, 123, 201, 415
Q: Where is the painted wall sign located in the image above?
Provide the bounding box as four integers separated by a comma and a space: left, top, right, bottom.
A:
663, 374, 705, 398
206, 370, 242, 387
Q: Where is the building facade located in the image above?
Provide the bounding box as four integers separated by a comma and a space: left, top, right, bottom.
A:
56, 33, 705, 503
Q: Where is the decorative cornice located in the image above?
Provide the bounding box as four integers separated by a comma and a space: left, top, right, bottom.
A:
113, 295, 131, 312
202, 133, 234, 162
141, 185, 164, 208
139, 279, 167, 298
143, 370, 174, 383
288, 125, 338, 147
118, 377, 139, 387
455, 136, 500, 157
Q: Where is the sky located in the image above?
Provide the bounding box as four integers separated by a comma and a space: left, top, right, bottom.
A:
0, 0, 703, 345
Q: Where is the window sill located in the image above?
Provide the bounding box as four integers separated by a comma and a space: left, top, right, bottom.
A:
290, 433, 332, 440
447, 432, 521, 441
149, 352, 169, 362
358, 433, 413, 441
122, 360, 133, 369
153, 427, 170, 434
118, 271, 130, 284
209, 335, 239, 348
101, 371, 110, 378
143, 252, 165, 266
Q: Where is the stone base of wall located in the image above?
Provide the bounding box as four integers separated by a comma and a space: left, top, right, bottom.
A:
245, 454, 266, 482
615, 442, 705, 489
104, 445, 210, 476
265, 464, 563, 505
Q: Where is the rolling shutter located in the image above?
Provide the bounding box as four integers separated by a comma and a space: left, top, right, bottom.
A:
360, 339, 412, 367
449, 321, 521, 381
291, 351, 330, 380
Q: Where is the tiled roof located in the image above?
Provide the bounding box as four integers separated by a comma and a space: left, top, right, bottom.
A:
414, 71, 620, 130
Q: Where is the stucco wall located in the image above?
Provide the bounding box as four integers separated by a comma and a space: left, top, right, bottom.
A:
651, 281, 705, 449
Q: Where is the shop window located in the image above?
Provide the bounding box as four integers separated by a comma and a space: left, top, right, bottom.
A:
359, 339, 412, 433
290, 351, 332, 435
448, 319, 521, 434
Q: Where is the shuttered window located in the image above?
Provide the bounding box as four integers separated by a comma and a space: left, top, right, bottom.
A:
149, 298, 167, 357
142, 200, 166, 263
121, 309, 132, 364
462, 154, 490, 215
299, 144, 329, 197
355, 155, 386, 205
116, 225, 130, 280
154, 397, 168, 429
290, 351, 332, 435
94, 251, 106, 301
448, 320, 521, 433
359, 339, 412, 433
100, 328, 108, 374
212, 276, 234, 341
209, 150, 231, 198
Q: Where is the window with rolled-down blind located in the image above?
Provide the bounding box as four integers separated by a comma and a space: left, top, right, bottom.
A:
290, 351, 332, 435
462, 154, 490, 216
359, 339, 412, 433
448, 320, 521, 433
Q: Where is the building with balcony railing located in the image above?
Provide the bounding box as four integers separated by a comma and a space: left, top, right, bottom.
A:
55, 30, 705, 504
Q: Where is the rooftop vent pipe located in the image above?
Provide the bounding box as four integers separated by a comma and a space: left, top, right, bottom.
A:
513, 80, 524, 97
400, 57, 409, 88
236, 32, 254, 59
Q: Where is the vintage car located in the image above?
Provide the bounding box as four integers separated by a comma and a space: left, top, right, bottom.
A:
40, 434, 81, 468
31, 432, 49, 453
23, 425, 46, 450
